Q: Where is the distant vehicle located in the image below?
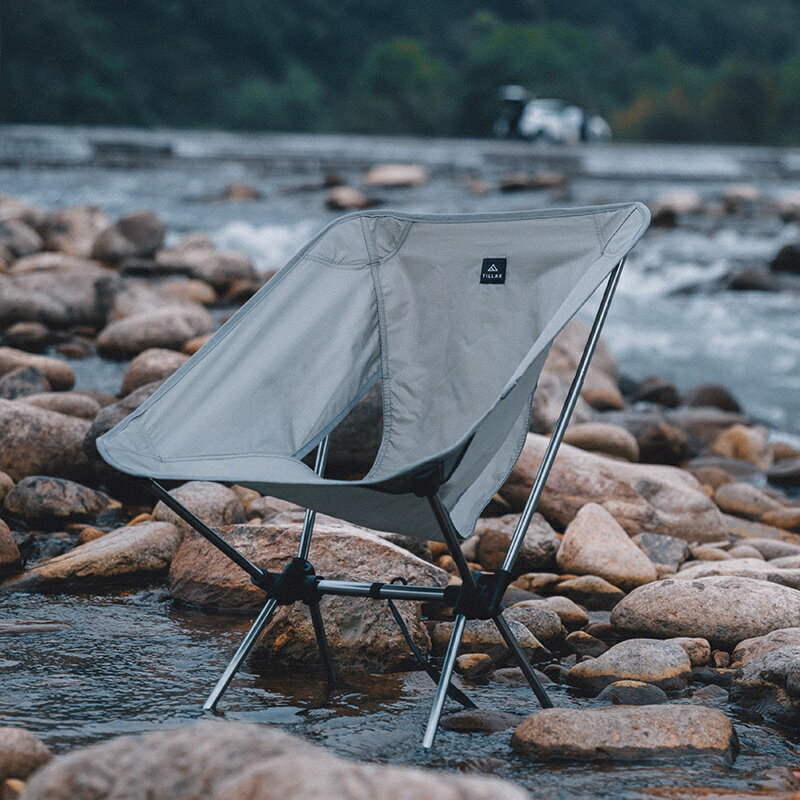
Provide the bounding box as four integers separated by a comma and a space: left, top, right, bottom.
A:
493, 85, 611, 144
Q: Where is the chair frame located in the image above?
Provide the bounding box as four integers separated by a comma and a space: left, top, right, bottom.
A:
147, 258, 625, 749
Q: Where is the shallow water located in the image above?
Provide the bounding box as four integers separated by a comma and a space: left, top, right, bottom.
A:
3, 589, 800, 798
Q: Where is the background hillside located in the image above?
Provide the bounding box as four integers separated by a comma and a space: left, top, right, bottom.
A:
2, 0, 800, 142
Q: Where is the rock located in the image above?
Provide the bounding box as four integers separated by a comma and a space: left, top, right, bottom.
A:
2, 321, 50, 352
0, 195, 42, 226
0, 400, 90, 482
0, 366, 50, 400
440, 709, 521, 733
634, 533, 690, 571
567, 638, 691, 692
596, 680, 668, 705
731, 628, 800, 665
0, 727, 52, 781
685, 464, 734, 490
162, 279, 217, 307
744, 538, 800, 560
684, 384, 741, 413
630, 376, 680, 408
611, 576, 800, 648
501, 434, 726, 543
432, 618, 548, 664
38, 205, 110, 257
554, 575, 625, 611
502, 605, 564, 646
3, 476, 119, 526
492, 666, 552, 687
0, 521, 182, 592
710, 425, 772, 469
512, 704, 736, 761
0, 348, 74, 391
721, 513, 791, 541
153, 481, 246, 537
557, 503, 657, 590
770, 243, 800, 275
761, 508, 800, 532
326, 186, 370, 210
0, 219, 42, 258
563, 423, 639, 461
0, 520, 21, 575
638, 422, 690, 465
455, 653, 493, 678
565, 631, 608, 658
119, 348, 189, 396
726, 544, 765, 559
155, 235, 256, 290
531, 371, 594, 433
722, 183, 762, 212
326, 383, 382, 479
20, 392, 101, 420
91, 212, 165, 262
170, 521, 446, 670
510, 572, 559, 594
364, 163, 428, 187
730, 645, 800, 725
499, 172, 568, 192
513, 596, 588, 629
670, 637, 711, 667
21, 720, 524, 800
475, 513, 558, 575
690, 684, 730, 705
675, 558, 800, 590
96, 306, 215, 359
247, 495, 304, 520
689, 544, 733, 561
181, 334, 211, 355
768, 458, 800, 488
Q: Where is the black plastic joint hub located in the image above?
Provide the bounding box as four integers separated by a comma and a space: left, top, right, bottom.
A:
250, 557, 320, 606
452, 569, 514, 620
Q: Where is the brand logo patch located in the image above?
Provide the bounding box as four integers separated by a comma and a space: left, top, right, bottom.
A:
480, 257, 507, 284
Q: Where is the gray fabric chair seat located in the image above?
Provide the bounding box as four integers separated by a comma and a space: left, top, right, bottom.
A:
99, 203, 650, 541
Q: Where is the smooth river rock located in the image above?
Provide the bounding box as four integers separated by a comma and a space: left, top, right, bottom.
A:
501, 434, 726, 542
475, 512, 559, 574
153, 480, 246, 537
1, 521, 182, 592
567, 638, 692, 692
675, 558, 800, 590
557, 503, 657, 590
511, 705, 737, 761
0, 347, 75, 391
730, 645, 800, 725
611, 576, 800, 648
0, 520, 22, 575
169, 521, 447, 671
732, 628, 800, 666
0, 727, 52, 781
3, 476, 119, 526
21, 720, 525, 800
0, 400, 90, 482
119, 348, 189, 396
562, 422, 640, 461
431, 618, 549, 664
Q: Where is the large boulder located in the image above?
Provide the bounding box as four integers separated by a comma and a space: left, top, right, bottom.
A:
153, 481, 246, 537
511, 705, 737, 761
169, 521, 448, 671
96, 306, 216, 359
557, 503, 657, 590
0, 400, 90, 482
566, 638, 691, 693
21, 720, 525, 800
611, 576, 800, 648
0, 519, 21, 575
730, 645, 800, 725
0, 726, 52, 781
0, 348, 74, 391
476, 512, 559, 575
3, 476, 119, 526
501, 434, 726, 542
0, 521, 182, 592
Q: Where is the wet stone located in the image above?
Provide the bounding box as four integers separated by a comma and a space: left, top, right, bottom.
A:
455, 653, 493, 679
596, 680, 669, 705
565, 631, 609, 659
730, 644, 800, 725
440, 709, 522, 733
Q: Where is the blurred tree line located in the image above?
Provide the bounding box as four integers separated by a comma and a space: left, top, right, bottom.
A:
2, 0, 799, 143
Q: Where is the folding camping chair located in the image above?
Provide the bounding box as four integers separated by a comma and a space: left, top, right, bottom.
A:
98, 202, 650, 748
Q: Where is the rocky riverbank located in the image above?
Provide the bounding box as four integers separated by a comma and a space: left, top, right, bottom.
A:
2, 186, 800, 799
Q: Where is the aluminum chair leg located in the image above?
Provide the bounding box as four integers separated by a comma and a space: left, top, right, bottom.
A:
493, 613, 553, 709
422, 613, 467, 749
204, 598, 278, 711
308, 599, 336, 692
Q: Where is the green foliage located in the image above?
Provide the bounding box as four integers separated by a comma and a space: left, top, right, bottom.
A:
1, 0, 800, 142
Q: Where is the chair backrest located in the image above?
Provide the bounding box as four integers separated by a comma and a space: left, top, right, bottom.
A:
98, 204, 650, 539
